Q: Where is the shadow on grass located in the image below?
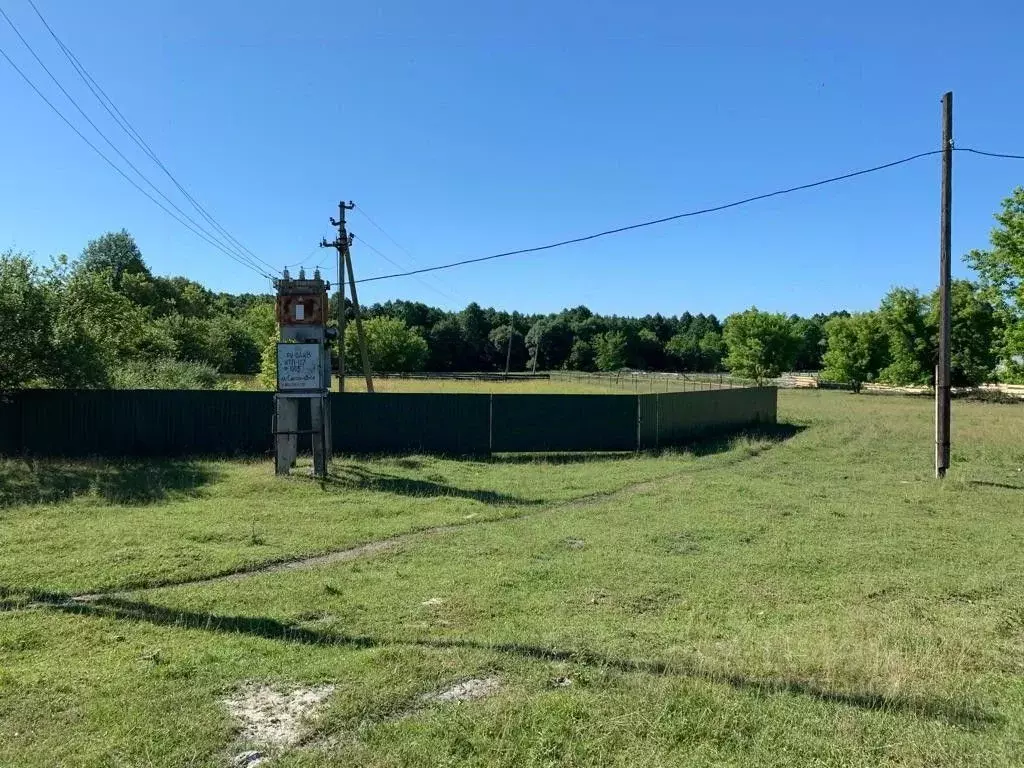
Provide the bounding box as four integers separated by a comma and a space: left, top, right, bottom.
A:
37, 593, 998, 731
324, 465, 542, 506
0, 459, 220, 507
673, 422, 806, 458
462, 423, 807, 465
967, 480, 1024, 491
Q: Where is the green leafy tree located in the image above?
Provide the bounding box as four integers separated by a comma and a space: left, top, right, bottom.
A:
77, 230, 150, 290
722, 308, 798, 384
665, 330, 701, 371
790, 316, 826, 371
426, 317, 468, 371
59, 269, 150, 370
258, 337, 279, 389
459, 302, 493, 368
965, 187, 1024, 381
207, 315, 262, 373
0, 252, 52, 389
525, 318, 574, 371
567, 338, 596, 371
594, 331, 629, 371
877, 287, 933, 385
488, 324, 528, 371
346, 316, 428, 372
821, 313, 887, 393
699, 330, 726, 371
631, 328, 665, 370
928, 280, 1000, 387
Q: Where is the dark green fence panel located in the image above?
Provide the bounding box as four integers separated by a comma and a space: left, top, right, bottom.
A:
15, 390, 274, 457
491, 394, 636, 452
638, 394, 658, 450
0, 394, 21, 456
3, 387, 776, 458
656, 387, 777, 445
332, 393, 490, 455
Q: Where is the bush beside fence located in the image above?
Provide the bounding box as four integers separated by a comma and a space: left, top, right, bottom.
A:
0, 387, 777, 458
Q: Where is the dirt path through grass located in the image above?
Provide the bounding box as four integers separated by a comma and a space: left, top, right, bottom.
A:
71, 477, 663, 602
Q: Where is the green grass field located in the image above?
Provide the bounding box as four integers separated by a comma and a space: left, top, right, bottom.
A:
225, 371, 738, 395
2, 391, 1023, 767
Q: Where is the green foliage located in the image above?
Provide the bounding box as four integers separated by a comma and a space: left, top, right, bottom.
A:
665, 330, 701, 371
258, 337, 278, 389
699, 330, 726, 371
345, 316, 429, 373
928, 280, 1001, 387
723, 308, 798, 384
525, 317, 574, 371
110, 358, 220, 390
488, 324, 528, 371
566, 338, 596, 371
594, 331, 629, 371
0, 253, 52, 390
965, 187, 1024, 381
77, 230, 150, 290
820, 313, 887, 392
877, 287, 933, 386
790, 316, 827, 371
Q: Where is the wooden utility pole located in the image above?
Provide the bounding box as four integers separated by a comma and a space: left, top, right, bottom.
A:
321, 200, 374, 393
936, 92, 953, 479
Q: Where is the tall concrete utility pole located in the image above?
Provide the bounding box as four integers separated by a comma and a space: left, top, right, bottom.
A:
936, 91, 953, 479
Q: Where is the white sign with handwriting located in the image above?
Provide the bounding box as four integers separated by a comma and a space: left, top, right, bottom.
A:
276, 343, 322, 391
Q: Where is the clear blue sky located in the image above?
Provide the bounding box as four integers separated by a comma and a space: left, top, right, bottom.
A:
2, 0, 1022, 318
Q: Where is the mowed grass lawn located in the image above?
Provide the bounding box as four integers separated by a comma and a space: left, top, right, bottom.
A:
2, 390, 1023, 767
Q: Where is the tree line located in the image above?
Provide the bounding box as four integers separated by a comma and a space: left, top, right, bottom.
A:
3, 187, 1023, 391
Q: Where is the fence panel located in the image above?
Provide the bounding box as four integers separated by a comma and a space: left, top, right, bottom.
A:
15, 390, 274, 457
656, 387, 777, 445
491, 394, 637, 452
637, 393, 658, 450
332, 393, 490, 455
0, 394, 21, 455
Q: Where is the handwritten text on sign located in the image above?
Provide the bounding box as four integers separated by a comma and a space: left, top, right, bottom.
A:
276, 343, 323, 391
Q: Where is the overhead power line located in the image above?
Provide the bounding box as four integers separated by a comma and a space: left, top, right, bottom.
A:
957, 146, 1024, 161
0, 41, 273, 280
23, 0, 279, 276
353, 205, 463, 302
354, 150, 946, 284
0, 6, 273, 278
352, 233, 460, 302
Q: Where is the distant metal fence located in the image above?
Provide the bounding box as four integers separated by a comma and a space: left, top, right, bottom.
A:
0, 387, 777, 458
549, 370, 756, 393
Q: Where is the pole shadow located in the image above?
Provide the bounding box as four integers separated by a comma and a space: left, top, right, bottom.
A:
33, 592, 1000, 731
321, 465, 542, 506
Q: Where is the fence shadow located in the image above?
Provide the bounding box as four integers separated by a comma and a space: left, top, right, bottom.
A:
476, 422, 806, 464
0, 459, 220, 507
323, 465, 543, 506
37, 593, 998, 731
678, 422, 806, 458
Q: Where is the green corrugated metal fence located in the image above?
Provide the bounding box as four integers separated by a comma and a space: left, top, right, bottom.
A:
0, 387, 776, 457
333, 393, 490, 455
642, 388, 778, 448
490, 394, 637, 452
8, 390, 273, 457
